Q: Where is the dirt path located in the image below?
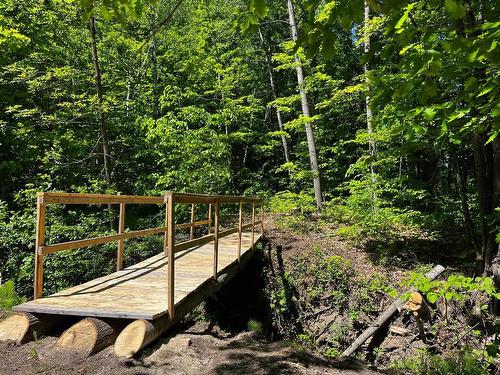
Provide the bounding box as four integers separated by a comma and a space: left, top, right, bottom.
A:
0, 323, 380, 375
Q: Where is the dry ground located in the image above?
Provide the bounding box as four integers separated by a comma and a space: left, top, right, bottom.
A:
0, 323, 380, 375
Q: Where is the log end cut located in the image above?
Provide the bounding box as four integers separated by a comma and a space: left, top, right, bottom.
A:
56, 317, 117, 355
0, 313, 34, 344
114, 319, 151, 358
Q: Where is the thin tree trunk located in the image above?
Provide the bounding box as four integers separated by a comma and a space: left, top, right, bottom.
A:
286, 0, 323, 210
364, 1, 377, 204
151, 11, 159, 120
452, 152, 478, 254
472, 133, 496, 274
258, 26, 290, 163
89, 17, 112, 186
89, 17, 114, 229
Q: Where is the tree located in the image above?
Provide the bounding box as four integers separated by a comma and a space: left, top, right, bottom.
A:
286, 0, 323, 210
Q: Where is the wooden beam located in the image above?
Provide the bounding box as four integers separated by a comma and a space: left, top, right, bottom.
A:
41, 226, 168, 255
213, 200, 219, 279
166, 192, 175, 319
190, 203, 195, 240
175, 219, 209, 230
208, 204, 212, 233
39, 192, 164, 205
260, 204, 264, 233
251, 201, 256, 251
34, 196, 45, 299
117, 203, 125, 271
238, 200, 243, 261
219, 227, 238, 239
174, 234, 214, 253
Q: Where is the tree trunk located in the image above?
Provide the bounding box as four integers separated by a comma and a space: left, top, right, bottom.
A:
89, 17, 114, 229
364, 1, 377, 204
286, 0, 323, 211
151, 11, 159, 121
452, 152, 478, 256
89, 17, 112, 186
472, 133, 496, 275
258, 26, 290, 163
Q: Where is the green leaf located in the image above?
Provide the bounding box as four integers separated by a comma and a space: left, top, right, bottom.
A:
423, 107, 436, 120
492, 103, 500, 117
427, 292, 438, 303
444, 0, 466, 19
395, 3, 416, 31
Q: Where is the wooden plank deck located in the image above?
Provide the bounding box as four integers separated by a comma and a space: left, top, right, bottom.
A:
14, 232, 260, 320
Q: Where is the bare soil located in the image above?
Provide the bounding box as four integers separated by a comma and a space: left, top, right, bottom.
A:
0, 324, 380, 375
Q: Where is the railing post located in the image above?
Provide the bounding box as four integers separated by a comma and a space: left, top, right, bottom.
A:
190, 203, 195, 240
237, 200, 243, 262
251, 200, 256, 250
165, 192, 175, 319
260, 202, 264, 234
213, 199, 219, 279
117, 203, 125, 271
208, 203, 212, 233
34, 193, 46, 300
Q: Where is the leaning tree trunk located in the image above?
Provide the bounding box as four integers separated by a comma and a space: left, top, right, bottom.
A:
89, 17, 114, 229
286, 0, 323, 211
258, 26, 290, 163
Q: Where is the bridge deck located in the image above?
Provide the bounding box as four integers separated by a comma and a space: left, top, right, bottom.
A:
14, 232, 260, 320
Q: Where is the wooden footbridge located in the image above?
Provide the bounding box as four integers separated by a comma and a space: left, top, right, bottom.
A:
0, 192, 264, 357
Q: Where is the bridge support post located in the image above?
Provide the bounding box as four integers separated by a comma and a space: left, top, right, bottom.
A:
213, 199, 219, 279
237, 200, 243, 261
117, 203, 125, 271
190, 203, 195, 240
165, 192, 175, 319
251, 201, 256, 251
34, 194, 46, 300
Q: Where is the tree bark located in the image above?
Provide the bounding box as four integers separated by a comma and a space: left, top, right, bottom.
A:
286, 0, 323, 210
151, 11, 159, 120
364, 1, 377, 204
258, 26, 290, 163
89, 17, 114, 229
89, 17, 112, 186
472, 133, 496, 274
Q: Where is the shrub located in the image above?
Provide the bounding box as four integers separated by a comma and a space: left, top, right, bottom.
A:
0, 280, 25, 310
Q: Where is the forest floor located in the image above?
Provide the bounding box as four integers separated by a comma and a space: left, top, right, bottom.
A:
0, 217, 467, 374
0, 326, 379, 375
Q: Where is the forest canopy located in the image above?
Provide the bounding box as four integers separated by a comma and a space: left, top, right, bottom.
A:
0, 0, 498, 298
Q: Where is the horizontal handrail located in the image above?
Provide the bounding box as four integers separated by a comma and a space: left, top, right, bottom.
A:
41, 226, 168, 255
174, 234, 215, 253
37, 192, 262, 205
175, 219, 210, 230
38, 192, 164, 205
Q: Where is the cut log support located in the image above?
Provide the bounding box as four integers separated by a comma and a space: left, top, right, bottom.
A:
340, 265, 445, 359
0, 312, 57, 344
115, 245, 258, 357
57, 317, 124, 355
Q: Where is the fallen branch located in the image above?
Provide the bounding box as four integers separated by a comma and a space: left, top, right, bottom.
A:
340, 264, 445, 359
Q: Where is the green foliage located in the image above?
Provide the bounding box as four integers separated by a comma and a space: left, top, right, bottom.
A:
247, 319, 264, 335
0, 280, 25, 311
290, 247, 353, 309
392, 349, 491, 375
404, 272, 500, 305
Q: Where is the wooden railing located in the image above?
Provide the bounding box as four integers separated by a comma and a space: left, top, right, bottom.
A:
33, 192, 264, 319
